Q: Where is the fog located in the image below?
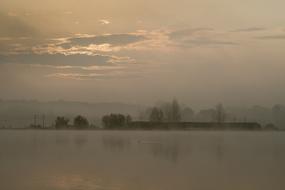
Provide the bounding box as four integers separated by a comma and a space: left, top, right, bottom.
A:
1, 1, 285, 190
1, 100, 285, 129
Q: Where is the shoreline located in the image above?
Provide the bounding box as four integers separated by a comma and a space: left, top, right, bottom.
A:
0, 128, 282, 132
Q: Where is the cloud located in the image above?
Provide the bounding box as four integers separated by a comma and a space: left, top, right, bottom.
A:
29, 32, 150, 56
0, 12, 37, 37
231, 27, 266, 33
7, 11, 18, 17
0, 49, 142, 80
99, 19, 110, 25
168, 28, 237, 47
169, 28, 214, 40
47, 73, 105, 80
182, 39, 238, 46
63, 11, 73, 15
0, 53, 119, 66
0, 12, 43, 55
255, 34, 285, 40
36, 64, 126, 72
47, 72, 142, 80
32, 42, 115, 55
60, 33, 147, 49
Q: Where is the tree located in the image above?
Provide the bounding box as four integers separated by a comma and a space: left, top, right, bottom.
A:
214, 103, 226, 123
160, 102, 172, 121
149, 107, 164, 122
171, 99, 181, 122
126, 115, 132, 124
159, 99, 181, 122
55, 116, 69, 129
114, 114, 126, 128
272, 105, 285, 128
102, 115, 111, 128
102, 114, 130, 129
73, 115, 89, 129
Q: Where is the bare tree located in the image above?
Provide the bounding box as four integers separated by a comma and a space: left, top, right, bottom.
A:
149, 107, 164, 122
214, 103, 226, 123
171, 99, 181, 122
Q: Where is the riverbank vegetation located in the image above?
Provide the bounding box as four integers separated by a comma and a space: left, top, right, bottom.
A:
24, 99, 277, 131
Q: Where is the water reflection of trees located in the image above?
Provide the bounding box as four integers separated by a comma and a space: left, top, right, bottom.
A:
73, 135, 88, 147
146, 142, 180, 163
55, 135, 70, 145
101, 136, 131, 151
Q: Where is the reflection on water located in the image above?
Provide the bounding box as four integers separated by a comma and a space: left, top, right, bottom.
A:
73, 134, 88, 147
55, 135, 70, 145
0, 131, 285, 190
102, 135, 130, 151
143, 142, 180, 163
50, 174, 119, 190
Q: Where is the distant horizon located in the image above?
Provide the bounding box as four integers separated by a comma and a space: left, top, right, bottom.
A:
1, 97, 285, 108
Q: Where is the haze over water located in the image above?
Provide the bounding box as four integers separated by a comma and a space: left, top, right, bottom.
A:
1, 130, 285, 190
1, 0, 285, 189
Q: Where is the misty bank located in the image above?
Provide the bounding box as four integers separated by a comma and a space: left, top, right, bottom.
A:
1, 121, 272, 131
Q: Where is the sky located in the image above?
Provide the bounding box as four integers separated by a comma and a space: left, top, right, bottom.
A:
0, 0, 285, 108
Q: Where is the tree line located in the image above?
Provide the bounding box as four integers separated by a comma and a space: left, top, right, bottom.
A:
27, 99, 277, 130
146, 99, 226, 123
48, 114, 133, 129
53, 115, 90, 129
30, 99, 227, 129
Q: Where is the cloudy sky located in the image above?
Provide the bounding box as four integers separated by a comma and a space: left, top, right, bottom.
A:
0, 0, 285, 108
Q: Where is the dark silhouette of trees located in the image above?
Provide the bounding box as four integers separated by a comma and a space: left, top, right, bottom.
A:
272, 105, 285, 128
160, 103, 172, 121
171, 99, 181, 122
102, 114, 132, 129
73, 115, 89, 129
149, 107, 164, 122
55, 116, 69, 129
159, 99, 181, 122
214, 103, 226, 123
264, 123, 278, 130
126, 115, 132, 124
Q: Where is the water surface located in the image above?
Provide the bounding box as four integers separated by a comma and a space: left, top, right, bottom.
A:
0, 130, 285, 190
